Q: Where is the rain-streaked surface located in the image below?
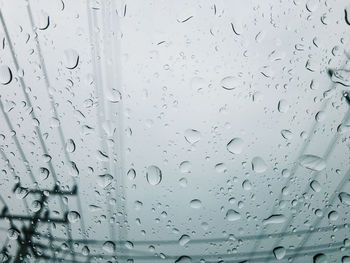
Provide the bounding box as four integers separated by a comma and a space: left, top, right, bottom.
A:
0, 0, 350, 262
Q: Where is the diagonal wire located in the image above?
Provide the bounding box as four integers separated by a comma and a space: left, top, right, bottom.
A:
0, 9, 76, 263
248, 59, 348, 261
26, 0, 88, 246
264, 92, 350, 263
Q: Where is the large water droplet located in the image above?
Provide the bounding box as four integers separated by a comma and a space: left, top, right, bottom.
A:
251, 157, 267, 173
227, 138, 244, 154
0, 65, 12, 85
146, 165, 162, 185
299, 155, 326, 171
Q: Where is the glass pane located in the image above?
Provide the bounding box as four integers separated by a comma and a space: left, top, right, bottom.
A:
0, 0, 349, 262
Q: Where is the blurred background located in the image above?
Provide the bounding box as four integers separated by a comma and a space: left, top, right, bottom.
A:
0, 0, 349, 262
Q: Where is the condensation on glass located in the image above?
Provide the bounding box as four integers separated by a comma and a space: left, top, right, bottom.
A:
0, 0, 349, 262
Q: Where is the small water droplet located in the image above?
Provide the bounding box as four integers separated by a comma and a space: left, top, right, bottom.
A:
310, 180, 321, 192
273, 246, 286, 260
313, 253, 328, 263
263, 214, 286, 225
226, 209, 241, 221
251, 157, 267, 173
0, 65, 12, 85
278, 99, 289, 113
339, 192, 350, 205
179, 234, 191, 246
190, 199, 202, 209
184, 129, 201, 144
220, 76, 237, 90
66, 139, 76, 153
299, 155, 326, 171
67, 211, 80, 223
227, 138, 244, 154
64, 49, 79, 69
103, 241, 116, 253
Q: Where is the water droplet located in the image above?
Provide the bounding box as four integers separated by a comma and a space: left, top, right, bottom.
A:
251, 157, 267, 173
7, 228, 20, 240
227, 138, 244, 154
215, 163, 227, 173
299, 155, 326, 171
125, 241, 134, 249
179, 234, 191, 246
0, 65, 12, 85
179, 177, 187, 187
263, 214, 286, 225
179, 161, 191, 173
69, 161, 79, 177
242, 179, 252, 191
310, 180, 321, 192
67, 211, 80, 223
315, 111, 326, 122
281, 129, 293, 140
328, 210, 339, 221
103, 241, 116, 253
97, 174, 113, 188
273, 246, 286, 260
106, 89, 122, 103
339, 192, 350, 205
331, 69, 350, 87
127, 168, 136, 180
42, 154, 52, 163
190, 199, 202, 209
226, 209, 241, 221
313, 253, 328, 263
39, 167, 50, 180
64, 49, 79, 69
31, 200, 42, 212
342, 256, 350, 263
184, 129, 201, 144
146, 165, 162, 186
66, 139, 76, 153
278, 99, 289, 113
220, 76, 237, 90
82, 246, 90, 256
175, 256, 192, 263
38, 12, 50, 30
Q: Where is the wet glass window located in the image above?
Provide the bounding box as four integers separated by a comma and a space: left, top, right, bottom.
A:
0, 0, 350, 263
